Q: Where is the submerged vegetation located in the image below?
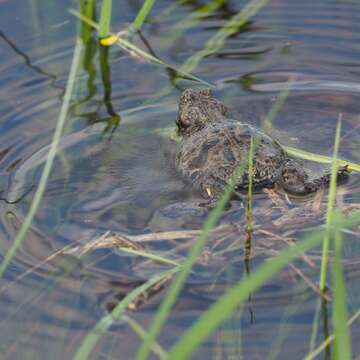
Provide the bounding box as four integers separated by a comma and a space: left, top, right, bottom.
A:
0, 0, 359, 359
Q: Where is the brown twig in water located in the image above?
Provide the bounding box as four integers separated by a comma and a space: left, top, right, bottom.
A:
256, 228, 315, 267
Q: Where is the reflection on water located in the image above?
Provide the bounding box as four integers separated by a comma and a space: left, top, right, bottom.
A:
0, 0, 359, 358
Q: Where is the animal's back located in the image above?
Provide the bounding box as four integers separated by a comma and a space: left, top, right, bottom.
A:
176, 121, 286, 190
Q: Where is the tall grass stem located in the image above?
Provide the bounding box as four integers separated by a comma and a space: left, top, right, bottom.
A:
331, 215, 352, 359
0, 39, 83, 277
99, 0, 112, 37
133, 0, 156, 31
319, 115, 342, 291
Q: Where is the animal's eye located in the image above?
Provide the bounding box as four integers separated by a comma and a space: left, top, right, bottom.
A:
181, 89, 196, 104
200, 89, 212, 97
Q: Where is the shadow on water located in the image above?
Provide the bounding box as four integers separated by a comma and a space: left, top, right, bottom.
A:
0, 0, 359, 358
0, 31, 64, 95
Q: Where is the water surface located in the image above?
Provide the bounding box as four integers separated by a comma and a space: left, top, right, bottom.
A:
0, 0, 360, 358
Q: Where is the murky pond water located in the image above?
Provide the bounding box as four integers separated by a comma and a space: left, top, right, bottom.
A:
1, 0, 360, 358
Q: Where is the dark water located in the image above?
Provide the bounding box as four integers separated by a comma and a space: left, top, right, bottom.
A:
0, 0, 360, 358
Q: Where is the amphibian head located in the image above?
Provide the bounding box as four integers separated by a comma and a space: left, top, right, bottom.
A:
176, 88, 227, 135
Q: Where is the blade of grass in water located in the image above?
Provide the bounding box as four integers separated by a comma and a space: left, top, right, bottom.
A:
283, 145, 360, 172
74, 267, 179, 360
117, 247, 180, 267
99, 0, 112, 37
0, 39, 83, 277
246, 137, 254, 233
132, 0, 156, 31
319, 115, 342, 291
69, 9, 213, 88
79, 0, 95, 43
167, 210, 360, 360
318, 114, 352, 358
331, 214, 352, 359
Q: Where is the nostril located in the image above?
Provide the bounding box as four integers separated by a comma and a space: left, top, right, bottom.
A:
182, 117, 192, 127
176, 115, 191, 128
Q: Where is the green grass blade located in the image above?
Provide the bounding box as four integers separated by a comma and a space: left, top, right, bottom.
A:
74, 267, 179, 360
246, 137, 254, 233
132, 0, 156, 31
283, 145, 360, 172
331, 216, 352, 360
117, 247, 180, 267
79, 0, 95, 43
99, 0, 112, 37
0, 39, 83, 277
319, 115, 342, 291
114, 37, 213, 87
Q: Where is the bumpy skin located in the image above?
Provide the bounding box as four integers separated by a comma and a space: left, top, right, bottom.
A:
175, 88, 349, 200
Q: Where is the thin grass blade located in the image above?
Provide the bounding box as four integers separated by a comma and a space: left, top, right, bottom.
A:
246, 137, 254, 233
0, 39, 83, 276
331, 214, 352, 359
319, 115, 343, 291
99, 0, 112, 37
117, 247, 180, 267
132, 0, 156, 31
283, 145, 360, 172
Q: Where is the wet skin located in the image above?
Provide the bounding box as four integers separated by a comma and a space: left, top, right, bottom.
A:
175, 88, 349, 202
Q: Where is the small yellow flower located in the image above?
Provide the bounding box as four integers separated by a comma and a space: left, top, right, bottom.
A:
100, 35, 119, 46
